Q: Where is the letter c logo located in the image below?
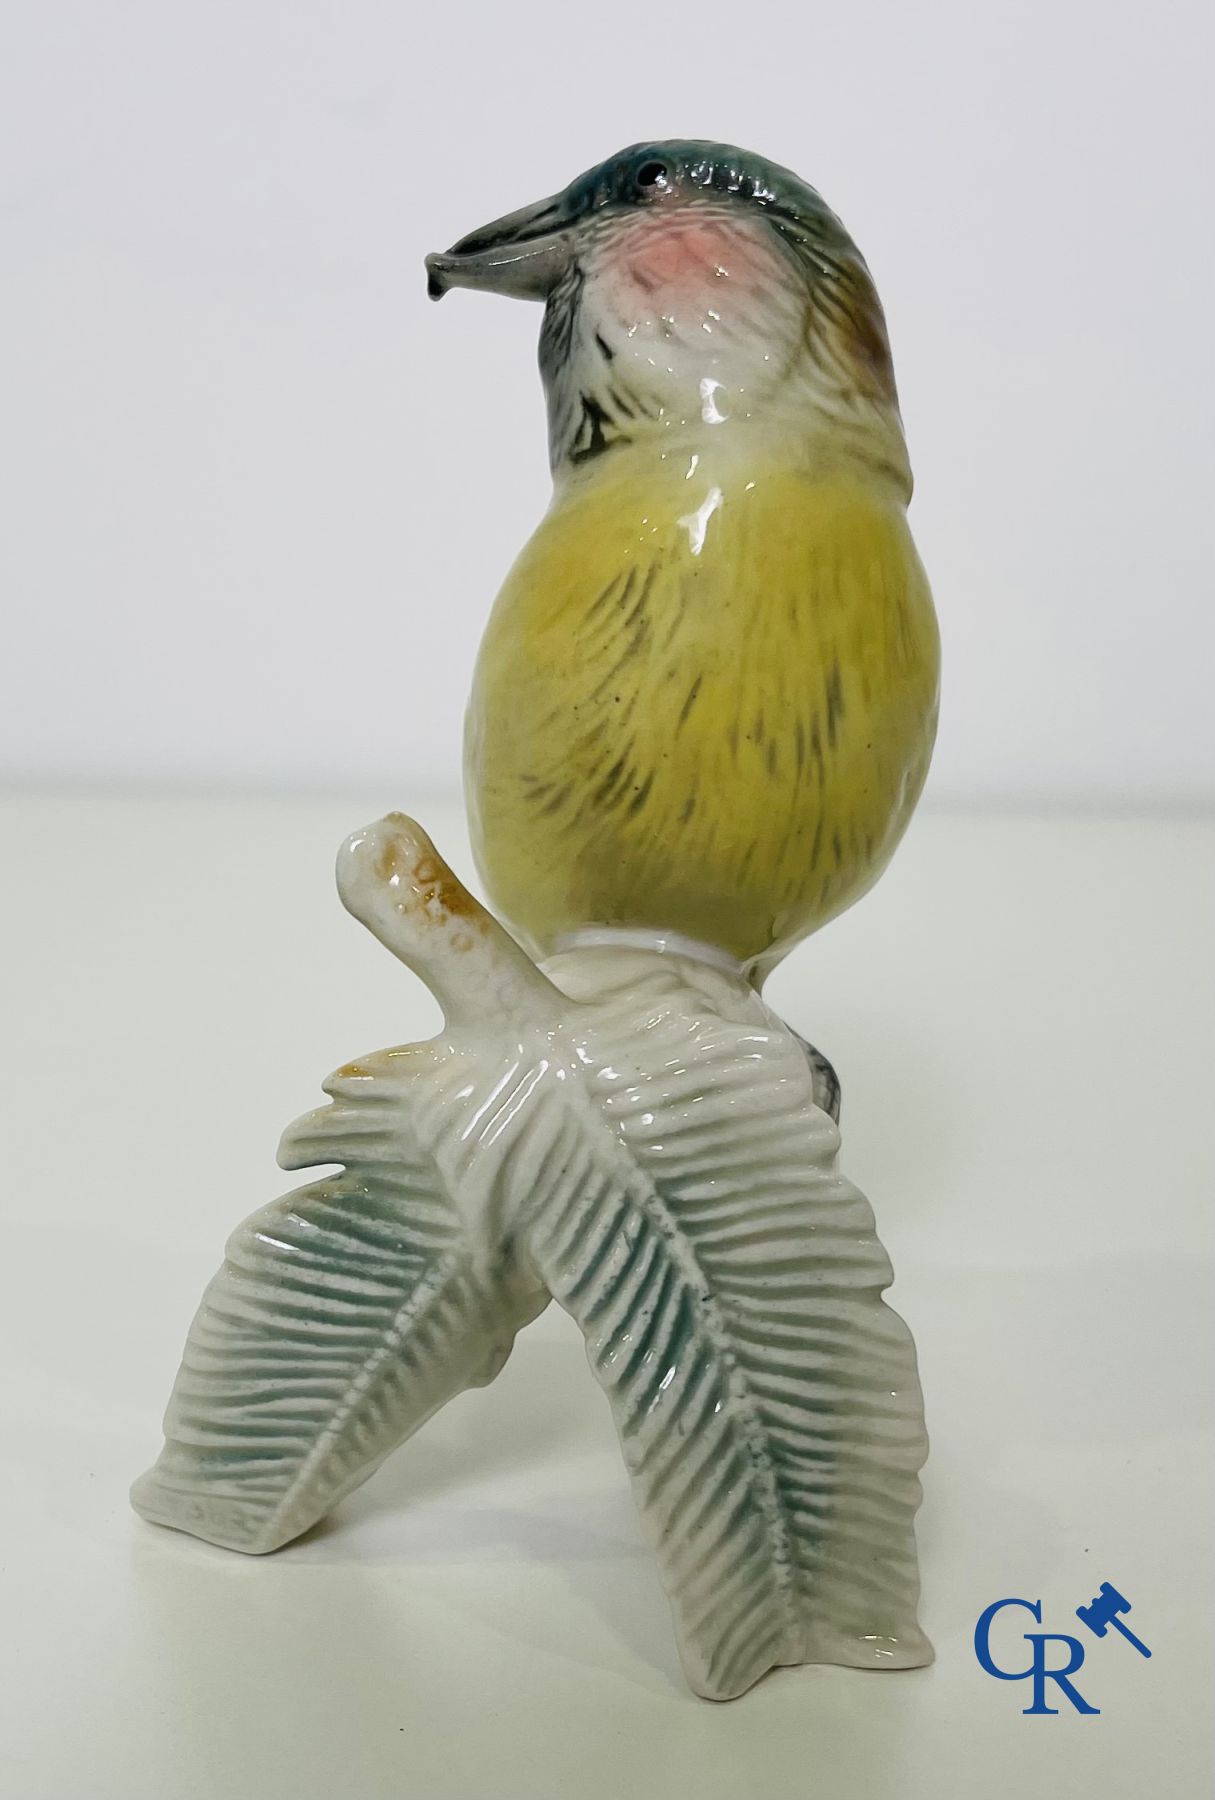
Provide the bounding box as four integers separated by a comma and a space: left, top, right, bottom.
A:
974, 1597, 1043, 1679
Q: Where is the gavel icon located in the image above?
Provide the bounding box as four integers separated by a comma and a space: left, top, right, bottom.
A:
1076, 1583, 1151, 1657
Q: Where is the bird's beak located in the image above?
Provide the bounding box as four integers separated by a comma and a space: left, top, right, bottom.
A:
426, 192, 572, 302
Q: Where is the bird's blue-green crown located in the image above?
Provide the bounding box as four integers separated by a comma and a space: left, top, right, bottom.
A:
557, 140, 856, 248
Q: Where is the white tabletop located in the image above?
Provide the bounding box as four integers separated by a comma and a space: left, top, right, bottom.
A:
1, 792, 1211, 1799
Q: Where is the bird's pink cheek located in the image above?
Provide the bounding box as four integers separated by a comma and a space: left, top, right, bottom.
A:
599, 211, 784, 318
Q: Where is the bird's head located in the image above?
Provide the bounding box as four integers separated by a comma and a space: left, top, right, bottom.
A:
426, 140, 910, 490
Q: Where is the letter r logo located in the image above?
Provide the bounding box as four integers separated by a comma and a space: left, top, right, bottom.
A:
974, 1598, 1099, 1715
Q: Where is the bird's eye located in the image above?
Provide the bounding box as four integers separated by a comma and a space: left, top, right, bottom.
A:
634, 159, 669, 195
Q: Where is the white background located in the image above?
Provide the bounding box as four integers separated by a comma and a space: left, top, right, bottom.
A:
2, 0, 1213, 805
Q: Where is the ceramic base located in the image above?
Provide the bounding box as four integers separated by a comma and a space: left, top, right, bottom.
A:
133, 812, 930, 1700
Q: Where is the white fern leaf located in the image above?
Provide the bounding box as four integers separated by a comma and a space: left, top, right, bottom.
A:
131, 1050, 547, 1553
134, 813, 929, 1700
527, 950, 929, 1696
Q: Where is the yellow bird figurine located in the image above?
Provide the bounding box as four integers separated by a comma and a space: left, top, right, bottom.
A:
128, 138, 938, 1706
428, 141, 939, 983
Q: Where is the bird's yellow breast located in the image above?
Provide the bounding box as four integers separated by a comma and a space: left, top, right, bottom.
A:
466, 453, 939, 968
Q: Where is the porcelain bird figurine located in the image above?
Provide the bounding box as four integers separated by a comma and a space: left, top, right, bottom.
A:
134, 140, 937, 1701
429, 140, 939, 979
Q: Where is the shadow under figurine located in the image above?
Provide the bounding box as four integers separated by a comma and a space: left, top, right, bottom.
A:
133, 140, 940, 1701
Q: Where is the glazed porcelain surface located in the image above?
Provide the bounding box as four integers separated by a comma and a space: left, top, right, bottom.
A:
134, 815, 929, 1700
443, 141, 940, 974
135, 139, 937, 1700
